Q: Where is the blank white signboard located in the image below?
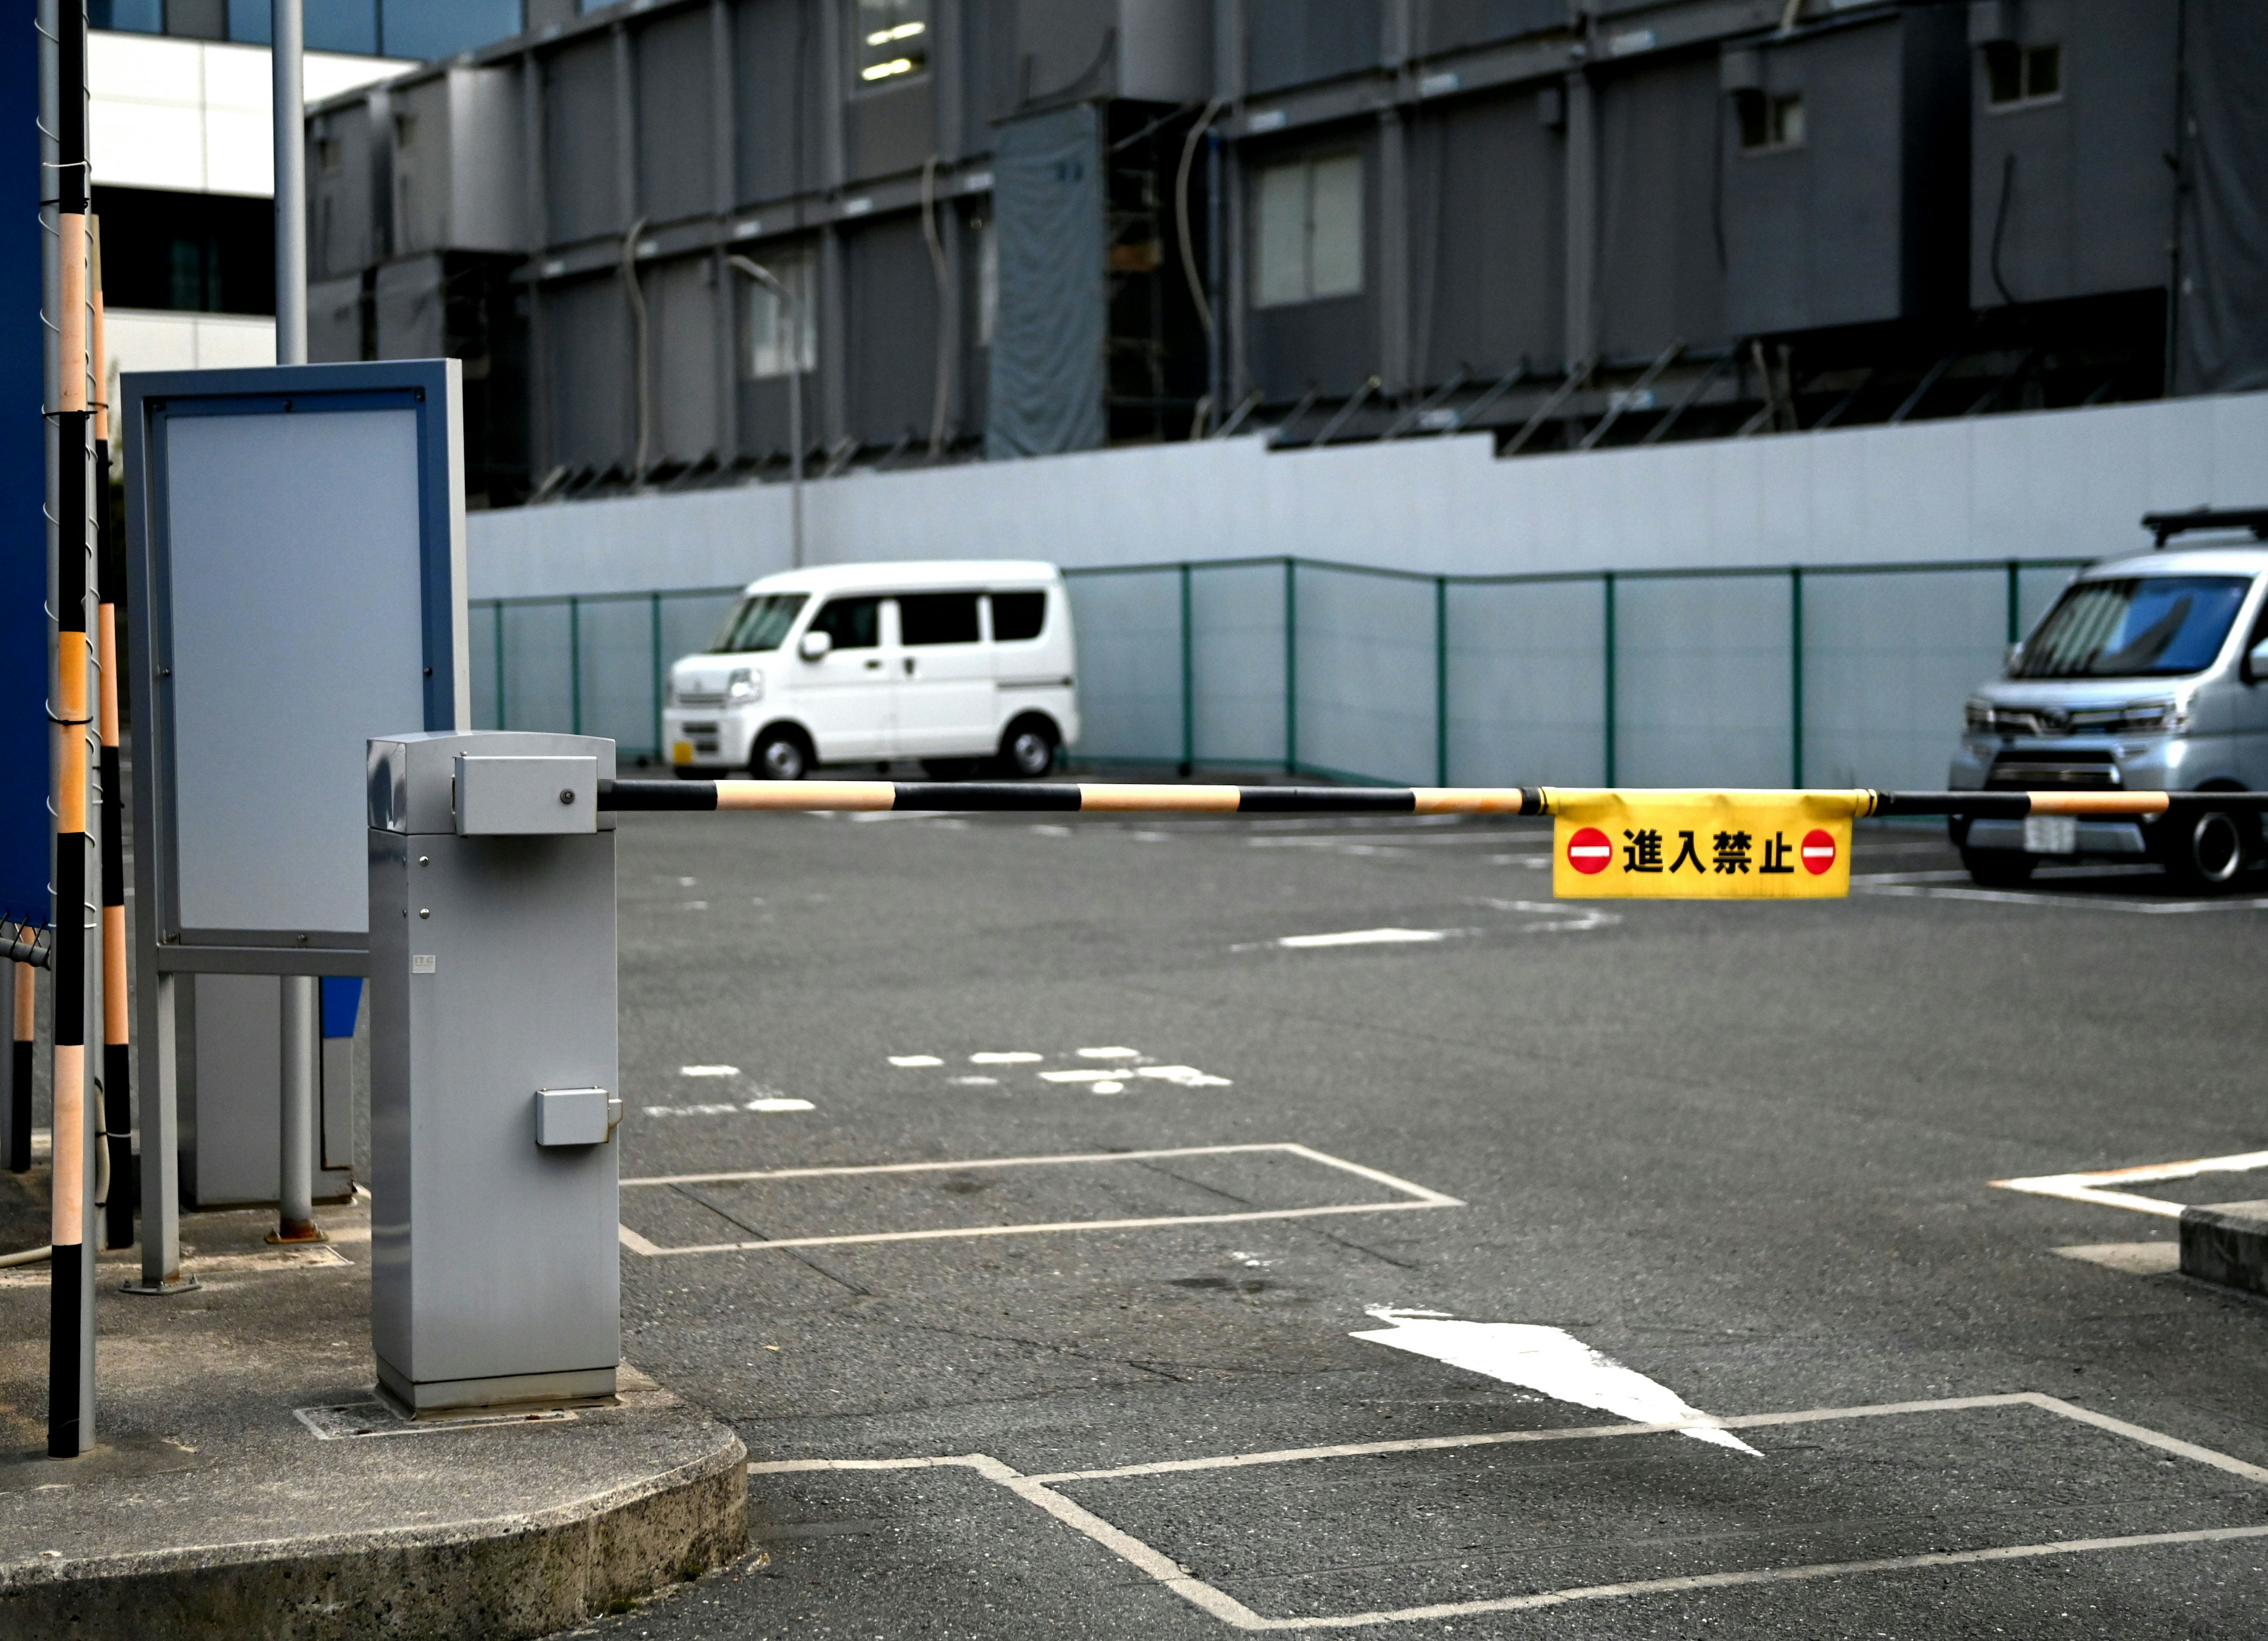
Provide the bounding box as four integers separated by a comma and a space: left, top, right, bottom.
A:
165, 408, 429, 936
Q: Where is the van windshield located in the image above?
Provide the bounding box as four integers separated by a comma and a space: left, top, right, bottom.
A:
2009, 576, 2252, 679
712, 592, 809, 653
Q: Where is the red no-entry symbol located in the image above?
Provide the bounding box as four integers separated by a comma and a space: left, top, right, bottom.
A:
1801, 829, 1838, 875
1568, 826, 1614, 875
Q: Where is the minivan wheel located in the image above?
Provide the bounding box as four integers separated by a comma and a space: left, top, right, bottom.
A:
2164, 809, 2246, 891
752, 729, 809, 782
1960, 848, 2035, 888
998, 721, 1057, 779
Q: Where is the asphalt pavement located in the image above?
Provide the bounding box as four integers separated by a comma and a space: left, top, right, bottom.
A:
550, 792, 2268, 1639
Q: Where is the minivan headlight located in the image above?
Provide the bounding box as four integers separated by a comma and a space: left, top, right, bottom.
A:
726, 667, 762, 704
1964, 698, 1993, 732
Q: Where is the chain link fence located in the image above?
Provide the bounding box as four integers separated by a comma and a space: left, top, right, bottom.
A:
471, 555, 2087, 789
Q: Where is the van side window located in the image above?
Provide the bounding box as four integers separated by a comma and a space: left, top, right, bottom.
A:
898, 592, 980, 646
809, 595, 882, 650
991, 591, 1046, 643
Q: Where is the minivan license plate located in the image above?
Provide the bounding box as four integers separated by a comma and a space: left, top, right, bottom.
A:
2022, 815, 2079, 855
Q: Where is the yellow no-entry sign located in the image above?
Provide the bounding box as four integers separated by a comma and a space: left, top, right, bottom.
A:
1549, 790, 1867, 899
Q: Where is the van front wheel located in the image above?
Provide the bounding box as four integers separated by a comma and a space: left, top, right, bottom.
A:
752, 728, 810, 782
997, 719, 1057, 779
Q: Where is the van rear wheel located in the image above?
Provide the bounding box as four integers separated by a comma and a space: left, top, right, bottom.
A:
997, 719, 1058, 779
752, 728, 809, 782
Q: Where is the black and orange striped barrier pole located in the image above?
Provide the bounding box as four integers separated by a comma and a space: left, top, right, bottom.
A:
598, 779, 2268, 820
599, 778, 2267, 903
90, 216, 132, 1253
48, 3, 97, 1458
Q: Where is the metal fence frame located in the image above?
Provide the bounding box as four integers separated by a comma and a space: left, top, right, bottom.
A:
471, 555, 2091, 782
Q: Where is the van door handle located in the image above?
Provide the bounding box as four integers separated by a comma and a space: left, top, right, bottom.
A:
904, 658, 916, 675
864, 658, 882, 670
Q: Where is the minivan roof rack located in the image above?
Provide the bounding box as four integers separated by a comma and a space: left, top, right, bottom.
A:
2142, 507, 2268, 547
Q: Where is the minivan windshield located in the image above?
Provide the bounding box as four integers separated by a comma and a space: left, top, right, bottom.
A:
712, 592, 809, 653
2009, 575, 2252, 679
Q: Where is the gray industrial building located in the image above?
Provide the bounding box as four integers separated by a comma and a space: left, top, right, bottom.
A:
304, 0, 2267, 510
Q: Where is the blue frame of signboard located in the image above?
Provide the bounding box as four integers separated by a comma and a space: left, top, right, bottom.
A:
122, 359, 467, 976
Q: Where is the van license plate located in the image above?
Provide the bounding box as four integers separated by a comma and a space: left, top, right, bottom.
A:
671, 740, 695, 766
2022, 815, 2078, 855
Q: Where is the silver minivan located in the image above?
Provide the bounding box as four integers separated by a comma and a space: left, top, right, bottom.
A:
1950, 510, 2268, 890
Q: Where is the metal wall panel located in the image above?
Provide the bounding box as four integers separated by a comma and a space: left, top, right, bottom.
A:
309, 95, 384, 280
1190, 563, 1288, 767
1117, 0, 1213, 104
1725, 18, 1899, 334
1445, 578, 1606, 787
545, 274, 632, 470
1012, 0, 1119, 103
1594, 51, 1728, 361
392, 76, 456, 255
846, 214, 943, 446
308, 272, 367, 363
1293, 563, 1435, 784
650, 255, 722, 461
1969, 0, 2175, 308
1246, 134, 1378, 399
1418, 0, 1568, 57
1247, 0, 1383, 95
1615, 574, 1789, 787
1800, 568, 2002, 790
374, 253, 447, 357
637, 8, 717, 226
732, 0, 823, 206
1413, 87, 1563, 382
1061, 570, 1183, 761
846, 82, 936, 184
544, 36, 624, 245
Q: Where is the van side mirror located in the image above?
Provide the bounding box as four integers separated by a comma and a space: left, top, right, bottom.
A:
799, 629, 832, 662
2246, 637, 2268, 685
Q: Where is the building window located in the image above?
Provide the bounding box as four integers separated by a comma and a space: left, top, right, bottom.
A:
1253, 152, 1363, 308
1735, 90, 1804, 152
93, 184, 275, 315
854, 0, 929, 87
1985, 42, 2061, 108
742, 247, 817, 380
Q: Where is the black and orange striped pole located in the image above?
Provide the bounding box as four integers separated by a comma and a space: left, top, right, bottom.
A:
90, 216, 131, 1252
6, 960, 29, 1173
48, 0, 97, 1458
597, 779, 2268, 820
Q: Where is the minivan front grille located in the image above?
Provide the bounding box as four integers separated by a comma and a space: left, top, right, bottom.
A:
1987, 750, 2120, 790
677, 691, 727, 708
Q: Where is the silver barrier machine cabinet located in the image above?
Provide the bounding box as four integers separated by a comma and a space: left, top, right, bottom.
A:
367, 731, 619, 1412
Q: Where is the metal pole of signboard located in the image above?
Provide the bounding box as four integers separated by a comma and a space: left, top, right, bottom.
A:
269, 0, 321, 1251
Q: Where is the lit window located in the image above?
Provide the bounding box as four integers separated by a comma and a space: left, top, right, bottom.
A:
1736, 90, 1804, 151
1985, 42, 2061, 107
742, 248, 817, 380
855, 0, 928, 86
1253, 152, 1364, 308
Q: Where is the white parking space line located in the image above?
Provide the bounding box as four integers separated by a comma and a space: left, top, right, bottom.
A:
1993, 1149, 2268, 1218
617, 1142, 1461, 1258
748, 1393, 2268, 1631
1276, 927, 1449, 948
2055, 1242, 2181, 1275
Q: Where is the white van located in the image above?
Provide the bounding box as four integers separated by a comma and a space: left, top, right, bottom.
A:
662, 561, 1080, 780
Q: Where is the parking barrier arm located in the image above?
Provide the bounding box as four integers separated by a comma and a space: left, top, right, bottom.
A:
599, 781, 2268, 818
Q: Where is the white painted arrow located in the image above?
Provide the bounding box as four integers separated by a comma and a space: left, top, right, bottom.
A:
1351, 1307, 1760, 1457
